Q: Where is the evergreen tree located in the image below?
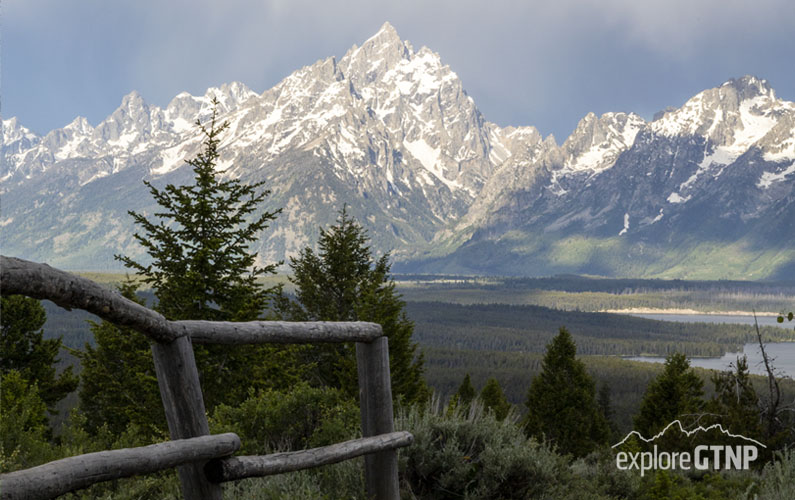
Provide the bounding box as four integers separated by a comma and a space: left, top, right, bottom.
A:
633, 353, 704, 439
708, 356, 763, 440
1, 295, 78, 411
597, 383, 613, 423
116, 99, 280, 322
0, 370, 52, 471
522, 327, 608, 456
283, 207, 429, 405
115, 99, 298, 410
479, 377, 511, 420
449, 373, 476, 413
597, 383, 619, 440
77, 281, 166, 438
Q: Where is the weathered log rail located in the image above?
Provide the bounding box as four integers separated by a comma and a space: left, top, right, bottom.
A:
0, 256, 383, 345
0, 434, 241, 500
0, 256, 410, 500
204, 431, 413, 482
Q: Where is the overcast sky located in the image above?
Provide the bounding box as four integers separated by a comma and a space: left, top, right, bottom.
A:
4, 0, 795, 141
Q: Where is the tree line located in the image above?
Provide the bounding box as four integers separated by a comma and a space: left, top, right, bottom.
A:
398, 274, 795, 294
406, 301, 795, 357
440, 328, 795, 461
400, 285, 795, 314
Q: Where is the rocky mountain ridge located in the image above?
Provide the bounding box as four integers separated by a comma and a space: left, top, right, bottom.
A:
3, 24, 794, 279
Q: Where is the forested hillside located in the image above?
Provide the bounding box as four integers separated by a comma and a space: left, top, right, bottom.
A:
397, 275, 795, 313
406, 301, 795, 357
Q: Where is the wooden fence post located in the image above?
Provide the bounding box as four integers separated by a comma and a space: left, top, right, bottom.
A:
152, 335, 221, 500
356, 337, 399, 500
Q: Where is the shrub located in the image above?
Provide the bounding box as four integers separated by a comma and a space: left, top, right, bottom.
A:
209, 382, 364, 498
0, 370, 53, 471
756, 449, 795, 500
397, 398, 576, 499
209, 382, 360, 454
221, 459, 365, 500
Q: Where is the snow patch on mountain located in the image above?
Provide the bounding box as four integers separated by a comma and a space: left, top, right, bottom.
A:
757, 163, 795, 189
619, 213, 630, 235
404, 138, 462, 191
699, 96, 779, 170
153, 144, 188, 175
667, 192, 690, 204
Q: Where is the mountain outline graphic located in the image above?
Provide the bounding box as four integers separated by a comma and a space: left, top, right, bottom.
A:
612, 420, 767, 449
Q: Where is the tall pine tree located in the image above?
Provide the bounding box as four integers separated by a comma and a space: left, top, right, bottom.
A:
633, 352, 704, 446
479, 377, 512, 421
523, 327, 608, 456
117, 99, 280, 322
282, 207, 429, 406
449, 373, 477, 414
116, 99, 300, 409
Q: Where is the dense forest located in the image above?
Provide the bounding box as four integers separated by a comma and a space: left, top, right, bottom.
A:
396, 275, 795, 313
407, 301, 795, 357
396, 274, 795, 294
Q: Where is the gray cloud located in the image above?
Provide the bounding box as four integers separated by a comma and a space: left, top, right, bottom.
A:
5, 0, 794, 139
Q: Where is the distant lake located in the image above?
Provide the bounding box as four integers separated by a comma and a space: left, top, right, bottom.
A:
632, 313, 788, 329
626, 313, 795, 377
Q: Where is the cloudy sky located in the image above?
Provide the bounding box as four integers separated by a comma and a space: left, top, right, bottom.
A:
4, 0, 795, 141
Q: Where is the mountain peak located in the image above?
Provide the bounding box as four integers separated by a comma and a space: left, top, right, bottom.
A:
724, 75, 774, 99
339, 22, 415, 85
204, 81, 258, 112
3, 117, 40, 145
366, 22, 401, 46
64, 116, 94, 135
559, 111, 645, 176
120, 90, 145, 107
650, 76, 782, 140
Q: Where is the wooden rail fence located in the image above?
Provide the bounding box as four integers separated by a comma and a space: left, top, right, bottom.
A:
0, 256, 412, 500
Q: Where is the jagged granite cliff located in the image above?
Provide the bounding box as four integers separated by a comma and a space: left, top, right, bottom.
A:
3, 24, 794, 278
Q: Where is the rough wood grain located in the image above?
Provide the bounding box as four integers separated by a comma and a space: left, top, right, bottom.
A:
0, 434, 240, 500
152, 336, 219, 500
186, 320, 382, 344
204, 431, 413, 483
0, 255, 177, 343
356, 337, 399, 500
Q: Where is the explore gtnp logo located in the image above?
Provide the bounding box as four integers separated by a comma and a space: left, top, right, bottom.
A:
612, 420, 766, 476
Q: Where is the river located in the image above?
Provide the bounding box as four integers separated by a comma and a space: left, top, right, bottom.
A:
625, 313, 795, 377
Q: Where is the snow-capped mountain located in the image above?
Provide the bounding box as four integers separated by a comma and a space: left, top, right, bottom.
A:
424, 76, 795, 278
1, 23, 519, 269
2, 24, 794, 279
